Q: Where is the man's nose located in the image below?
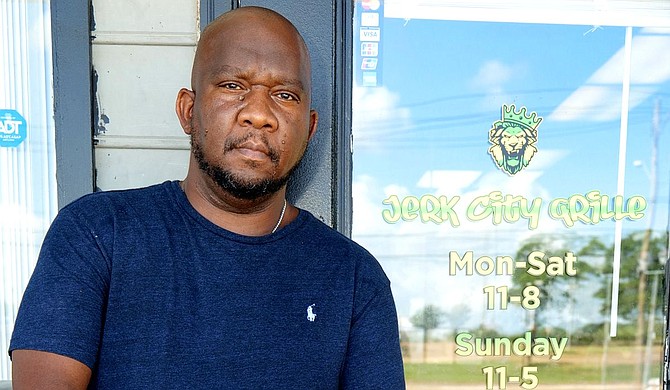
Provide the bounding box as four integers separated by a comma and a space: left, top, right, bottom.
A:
237, 89, 279, 131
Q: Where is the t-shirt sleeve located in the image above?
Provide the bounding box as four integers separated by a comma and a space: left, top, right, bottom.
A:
339, 258, 406, 389
9, 205, 111, 369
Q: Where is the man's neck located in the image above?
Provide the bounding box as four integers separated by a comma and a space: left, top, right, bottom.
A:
180, 177, 289, 236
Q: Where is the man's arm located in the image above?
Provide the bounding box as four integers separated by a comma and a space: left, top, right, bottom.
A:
9, 203, 110, 388
340, 284, 406, 389
12, 350, 91, 389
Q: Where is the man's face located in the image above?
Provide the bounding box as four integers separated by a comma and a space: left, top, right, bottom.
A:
180, 14, 317, 200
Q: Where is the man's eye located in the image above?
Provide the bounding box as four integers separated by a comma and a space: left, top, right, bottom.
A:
276, 92, 298, 101
220, 82, 242, 90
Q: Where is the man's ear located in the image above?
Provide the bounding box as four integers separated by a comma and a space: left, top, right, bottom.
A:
307, 109, 318, 141
176, 88, 196, 135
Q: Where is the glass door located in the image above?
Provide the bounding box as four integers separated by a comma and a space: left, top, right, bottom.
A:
352, 1, 670, 388
0, 0, 57, 379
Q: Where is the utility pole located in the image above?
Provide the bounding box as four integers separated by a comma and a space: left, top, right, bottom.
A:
635, 98, 661, 388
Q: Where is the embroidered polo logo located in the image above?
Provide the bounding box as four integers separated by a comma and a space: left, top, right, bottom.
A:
307, 304, 317, 322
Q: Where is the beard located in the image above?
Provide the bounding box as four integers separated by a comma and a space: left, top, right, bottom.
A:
191, 131, 304, 201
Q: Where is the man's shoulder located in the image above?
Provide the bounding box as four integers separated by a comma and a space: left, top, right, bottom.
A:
63, 181, 176, 214
53, 181, 179, 231
298, 210, 389, 284
298, 210, 367, 252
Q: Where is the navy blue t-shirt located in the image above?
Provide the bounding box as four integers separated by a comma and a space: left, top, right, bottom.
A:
10, 181, 405, 389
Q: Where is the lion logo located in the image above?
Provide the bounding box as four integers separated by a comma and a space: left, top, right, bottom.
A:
488, 104, 542, 175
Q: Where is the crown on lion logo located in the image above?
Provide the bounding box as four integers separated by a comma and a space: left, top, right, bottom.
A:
498, 104, 542, 131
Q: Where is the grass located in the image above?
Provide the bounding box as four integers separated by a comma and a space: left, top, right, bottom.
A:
402, 342, 662, 385
404, 361, 659, 385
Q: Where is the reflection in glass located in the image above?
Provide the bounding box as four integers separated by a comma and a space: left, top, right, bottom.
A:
352, 2, 670, 388
0, 0, 57, 379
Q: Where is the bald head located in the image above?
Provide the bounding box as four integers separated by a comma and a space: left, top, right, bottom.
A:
201, 7, 306, 47
191, 7, 312, 97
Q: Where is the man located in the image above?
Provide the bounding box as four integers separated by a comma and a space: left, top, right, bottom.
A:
9, 6, 405, 389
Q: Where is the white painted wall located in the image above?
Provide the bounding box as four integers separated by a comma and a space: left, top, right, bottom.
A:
91, 0, 198, 190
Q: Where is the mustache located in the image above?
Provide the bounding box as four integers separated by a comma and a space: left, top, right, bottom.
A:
224, 132, 280, 164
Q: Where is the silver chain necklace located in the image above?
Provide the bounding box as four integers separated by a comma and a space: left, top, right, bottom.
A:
271, 199, 287, 234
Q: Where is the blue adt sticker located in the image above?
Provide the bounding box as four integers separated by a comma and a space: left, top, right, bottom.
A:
0, 109, 27, 147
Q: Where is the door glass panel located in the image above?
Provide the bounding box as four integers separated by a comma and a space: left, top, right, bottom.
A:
0, 0, 57, 379
352, 1, 670, 388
